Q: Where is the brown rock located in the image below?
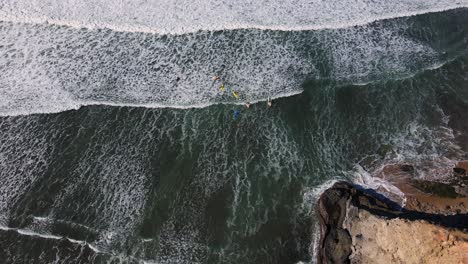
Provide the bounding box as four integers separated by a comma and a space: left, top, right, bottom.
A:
316, 182, 468, 264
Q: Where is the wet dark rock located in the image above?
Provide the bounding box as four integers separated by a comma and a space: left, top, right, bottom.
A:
316, 182, 403, 263
410, 179, 462, 199
322, 229, 351, 264
377, 144, 392, 157
381, 163, 415, 177
400, 164, 414, 172
453, 167, 466, 176
317, 184, 352, 264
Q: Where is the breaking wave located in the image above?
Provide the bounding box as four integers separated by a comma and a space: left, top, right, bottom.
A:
0, 15, 448, 116
0, 1, 466, 34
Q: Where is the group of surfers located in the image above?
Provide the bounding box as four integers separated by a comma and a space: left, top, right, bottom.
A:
213, 75, 272, 120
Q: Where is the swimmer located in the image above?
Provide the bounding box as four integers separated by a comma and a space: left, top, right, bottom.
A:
245, 102, 250, 108
212, 75, 221, 81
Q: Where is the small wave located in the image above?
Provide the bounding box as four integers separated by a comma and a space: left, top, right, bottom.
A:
79, 90, 302, 111
302, 179, 342, 213
0, 90, 303, 117
0, 225, 163, 262
343, 58, 453, 87
0, 4, 466, 35
32, 215, 100, 234
382, 57, 459, 83
32, 216, 49, 221
0, 224, 101, 253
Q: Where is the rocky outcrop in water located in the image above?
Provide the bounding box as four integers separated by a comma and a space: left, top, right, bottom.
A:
317, 181, 468, 264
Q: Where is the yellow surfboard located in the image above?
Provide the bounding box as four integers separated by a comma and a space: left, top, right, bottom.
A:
219, 84, 224, 92
232, 91, 239, 99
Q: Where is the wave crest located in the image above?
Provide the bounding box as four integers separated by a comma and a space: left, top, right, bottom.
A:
0, 1, 467, 34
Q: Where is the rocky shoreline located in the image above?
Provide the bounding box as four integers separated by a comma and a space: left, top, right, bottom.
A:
316, 180, 468, 264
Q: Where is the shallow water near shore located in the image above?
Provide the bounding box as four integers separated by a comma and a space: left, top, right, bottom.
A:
0, 6, 468, 264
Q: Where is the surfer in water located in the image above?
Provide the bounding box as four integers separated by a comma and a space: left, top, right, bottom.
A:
267, 98, 272, 108
233, 109, 240, 120
245, 102, 250, 108
212, 75, 221, 81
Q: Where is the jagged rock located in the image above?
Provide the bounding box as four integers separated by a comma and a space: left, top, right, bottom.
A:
317, 184, 352, 264
454, 167, 466, 176
316, 181, 468, 264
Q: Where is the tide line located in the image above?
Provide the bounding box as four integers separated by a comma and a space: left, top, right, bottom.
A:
0, 90, 303, 117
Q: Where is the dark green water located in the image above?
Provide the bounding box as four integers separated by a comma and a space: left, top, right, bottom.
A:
0, 8, 467, 264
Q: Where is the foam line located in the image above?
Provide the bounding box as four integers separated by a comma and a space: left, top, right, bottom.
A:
348, 56, 459, 86
0, 224, 101, 254
0, 90, 303, 117
0, 3, 466, 35
0, 224, 165, 261
33, 216, 50, 221
0, 1, 462, 117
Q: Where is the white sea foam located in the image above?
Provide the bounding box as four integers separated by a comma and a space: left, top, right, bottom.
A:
0, 1, 466, 35
33, 216, 49, 221
309, 222, 321, 264
302, 179, 342, 213
352, 164, 407, 206
0, 1, 462, 116
0, 224, 101, 253
2, 90, 303, 117
16, 229, 63, 240
0, 19, 314, 116
377, 121, 462, 181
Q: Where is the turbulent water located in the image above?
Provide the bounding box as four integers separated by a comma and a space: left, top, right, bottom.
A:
0, 1, 468, 263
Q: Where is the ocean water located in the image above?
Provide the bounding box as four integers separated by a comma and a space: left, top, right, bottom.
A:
0, 1, 467, 263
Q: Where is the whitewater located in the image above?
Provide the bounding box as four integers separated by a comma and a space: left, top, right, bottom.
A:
1, 3, 467, 262
0, 1, 467, 117
1, 0, 467, 34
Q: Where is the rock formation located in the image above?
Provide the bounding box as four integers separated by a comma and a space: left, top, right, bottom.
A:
317, 181, 468, 264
